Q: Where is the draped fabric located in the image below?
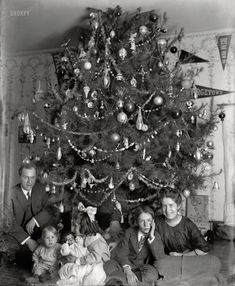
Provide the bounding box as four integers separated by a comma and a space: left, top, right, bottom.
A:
222, 105, 235, 226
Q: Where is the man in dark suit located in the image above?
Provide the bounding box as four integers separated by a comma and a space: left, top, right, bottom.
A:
3, 162, 57, 269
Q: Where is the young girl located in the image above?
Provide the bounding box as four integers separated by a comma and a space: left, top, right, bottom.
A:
57, 203, 110, 286
32, 226, 61, 282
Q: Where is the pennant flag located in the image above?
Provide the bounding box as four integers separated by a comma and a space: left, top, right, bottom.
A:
51, 52, 64, 85
216, 35, 232, 70
195, 85, 234, 98
179, 50, 209, 64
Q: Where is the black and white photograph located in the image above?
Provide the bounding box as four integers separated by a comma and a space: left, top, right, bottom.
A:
0, 0, 234, 285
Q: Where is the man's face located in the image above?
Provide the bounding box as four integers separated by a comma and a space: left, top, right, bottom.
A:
20, 167, 36, 191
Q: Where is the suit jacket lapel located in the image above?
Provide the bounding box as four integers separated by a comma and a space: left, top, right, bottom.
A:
131, 228, 140, 254
15, 184, 28, 209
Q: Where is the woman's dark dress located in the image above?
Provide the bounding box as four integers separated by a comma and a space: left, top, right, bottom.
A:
155, 215, 209, 254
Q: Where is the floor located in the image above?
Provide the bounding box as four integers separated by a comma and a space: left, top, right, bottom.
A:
0, 239, 234, 286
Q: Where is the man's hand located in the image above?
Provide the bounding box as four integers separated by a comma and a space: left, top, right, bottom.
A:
26, 218, 36, 235
149, 220, 155, 241
26, 238, 38, 252
124, 267, 138, 286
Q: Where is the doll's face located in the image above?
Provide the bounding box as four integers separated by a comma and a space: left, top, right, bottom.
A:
43, 230, 58, 248
138, 212, 153, 235
162, 197, 181, 221
66, 234, 75, 245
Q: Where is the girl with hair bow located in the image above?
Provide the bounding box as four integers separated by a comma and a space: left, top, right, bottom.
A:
57, 202, 110, 286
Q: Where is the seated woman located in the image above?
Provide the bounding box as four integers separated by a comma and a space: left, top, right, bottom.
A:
104, 205, 165, 286
155, 187, 224, 285
155, 187, 209, 256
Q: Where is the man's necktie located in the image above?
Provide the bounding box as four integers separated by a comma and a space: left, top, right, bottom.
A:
27, 192, 31, 200
138, 235, 146, 251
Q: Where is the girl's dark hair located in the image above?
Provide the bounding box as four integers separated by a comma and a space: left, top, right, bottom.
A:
160, 187, 182, 206
131, 205, 154, 228
78, 212, 103, 236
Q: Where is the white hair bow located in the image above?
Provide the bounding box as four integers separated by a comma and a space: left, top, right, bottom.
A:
77, 202, 97, 222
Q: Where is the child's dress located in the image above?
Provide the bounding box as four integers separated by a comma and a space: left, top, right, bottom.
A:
57, 233, 110, 286
32, 243, 61, 276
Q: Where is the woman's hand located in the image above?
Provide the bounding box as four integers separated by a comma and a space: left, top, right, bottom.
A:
124, 268, 139, 286
169, 252, 183, 256
149, 220, 155, 241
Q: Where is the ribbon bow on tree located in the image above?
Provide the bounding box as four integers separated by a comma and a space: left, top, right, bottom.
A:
77, 202, 97, 222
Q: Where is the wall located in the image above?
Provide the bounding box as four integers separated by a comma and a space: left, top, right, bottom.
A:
1, 28, 235, 224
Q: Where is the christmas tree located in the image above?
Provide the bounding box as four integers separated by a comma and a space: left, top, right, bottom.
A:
21, 6, 221, 214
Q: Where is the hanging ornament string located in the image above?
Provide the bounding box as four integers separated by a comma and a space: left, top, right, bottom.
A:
52, 171, 78, 186
33, 112, 114, 135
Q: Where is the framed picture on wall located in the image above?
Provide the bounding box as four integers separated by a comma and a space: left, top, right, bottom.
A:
18, 125, 36, 144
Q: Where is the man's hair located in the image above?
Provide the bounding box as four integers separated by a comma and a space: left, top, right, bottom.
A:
160, 187, 182, 206
18, 162, 37, 176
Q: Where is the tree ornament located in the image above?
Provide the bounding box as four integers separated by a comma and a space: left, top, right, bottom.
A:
51, 185, 56, 194
116, 99, 124, 108
103, 69, 110, 88
175, 141, 181, 152
136, 107, 144, 130
190, 115, 196, 124
118, 48, 127, 60
84, 61, 92, 70
129, 182, 135, 191
61, 56, 69, 63
110, 30, 115, 38
170, 46, 177, 53
123, 137, 129, 148
157, 38, 167, 54
181, 78, 192, 89
124, 101, 135, 113
115, 162, 120, 170
206, 153, 213, 159
23, 113, 31, 134
59, 202, 64, 213
206, 141, 214, 149
194, 149, 202, 161
57, 146, 62, 160
218, 111, 226, 121
83, 85, 90, 98
117, 111, 128, 124
130, 77, 137, 87
116, 73, 124, 81
176, 130, 183, 137
149, 12, 158, 22
87, 101, 94, 108
139, 25, 148, 35
153, 95, 164, 106
91, 20, 99, 30
213, 126, 218, 131
134, 143, 141, 151
74, 68, 80, 76
158, 62, 164, 68
128, 172, 134, 181
183, 189, 191, 198
111, 132, 121, 142
186, 101, 194, 108
45, 184, 50, 192
171, 109, 182, 119
35, 155, 41, 162
73, 106, 78, 113
108, 177, 114, 189
142, 124, 149, 132
213, 181, 219, 190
